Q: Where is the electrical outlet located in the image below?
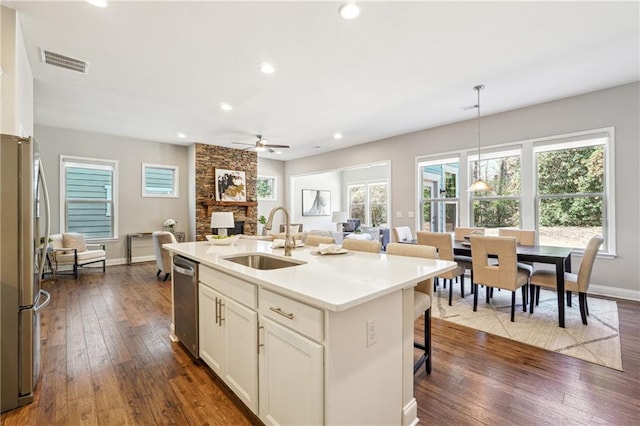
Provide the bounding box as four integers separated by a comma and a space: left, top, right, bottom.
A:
396, 211, 403, 218
367, 318, 377, 347
408, 211, 414, 218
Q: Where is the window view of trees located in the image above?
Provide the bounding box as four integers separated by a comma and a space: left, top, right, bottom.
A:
536, 144, 604, 247
472, 154, 521, 232
348, 182, 389, 227
420, 161, 459, 232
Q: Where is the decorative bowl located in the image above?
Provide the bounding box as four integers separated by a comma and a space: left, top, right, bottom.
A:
205, 234, 240, 245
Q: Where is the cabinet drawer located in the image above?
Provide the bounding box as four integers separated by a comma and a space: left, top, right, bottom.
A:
200, 265, 257, 309
260, 289, 323, 341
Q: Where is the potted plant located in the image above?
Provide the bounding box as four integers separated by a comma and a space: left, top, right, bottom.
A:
258, 215, 267, 236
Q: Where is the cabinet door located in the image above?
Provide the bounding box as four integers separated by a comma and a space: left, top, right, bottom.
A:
223, 297, 258, 412
259, 317, 323, 426
198, 283, 224, 375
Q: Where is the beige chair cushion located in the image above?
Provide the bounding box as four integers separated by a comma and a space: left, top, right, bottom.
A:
529, 270, 579, 292
470, 235, 528, 291
414, 292, 431, 320
454, 227, 484, 241
62, 232, 87, 253
342, 239, 381, 253
153, 231, 178, 274
55, 249, 106, 265
416, 231, 466, 280
305, 235, 335, 246
498, 228, 536, 246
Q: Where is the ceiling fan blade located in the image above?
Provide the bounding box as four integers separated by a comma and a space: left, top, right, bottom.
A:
232, 141, 254, 146
264, 144, 289, 148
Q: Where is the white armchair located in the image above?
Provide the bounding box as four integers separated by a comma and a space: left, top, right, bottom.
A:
153, 231, 177, 281
49, 233, 106, 279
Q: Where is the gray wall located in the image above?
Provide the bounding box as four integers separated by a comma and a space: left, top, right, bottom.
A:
35, 124, 190, 263
285, 83, 640, 300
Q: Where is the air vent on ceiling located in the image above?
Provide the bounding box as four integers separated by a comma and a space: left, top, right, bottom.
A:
40, 48, 89, 74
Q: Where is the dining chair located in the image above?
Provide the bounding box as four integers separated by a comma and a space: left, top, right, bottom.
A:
342, 239, 381, 253
304, 234, 335, 246
153, 231, 178, 281
529, 235, 603, 325
452, 227, 485, 291
386, 242, 437, 374
470, 235, 529, 322
392, 226, 413, 243
498, 228, 536, 305
416, 231, 466, 306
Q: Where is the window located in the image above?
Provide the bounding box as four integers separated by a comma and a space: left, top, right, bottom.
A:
256, 176, 277, 200
348, 181, 389, 227
142, 163, 178, 197
61, 156, 118, 239
469, 149, 521, 235
419, 158, 460, 232
535, 136, 607, 249
416, 127, 614, 253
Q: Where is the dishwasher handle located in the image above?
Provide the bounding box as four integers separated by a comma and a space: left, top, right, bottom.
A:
173, 264, 194, 276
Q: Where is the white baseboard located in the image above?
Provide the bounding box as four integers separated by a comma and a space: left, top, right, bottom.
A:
589, 284, 640, 302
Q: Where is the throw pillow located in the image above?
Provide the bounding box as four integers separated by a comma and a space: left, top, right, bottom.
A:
62, 232, 87, 254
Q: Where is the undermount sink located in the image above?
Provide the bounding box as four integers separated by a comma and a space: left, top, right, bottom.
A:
222, 253, 306, 270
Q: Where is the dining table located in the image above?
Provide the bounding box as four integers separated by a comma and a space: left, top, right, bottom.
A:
452, 240, 573, 328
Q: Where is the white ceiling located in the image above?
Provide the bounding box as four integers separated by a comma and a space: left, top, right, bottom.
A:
4, 0, 639, 160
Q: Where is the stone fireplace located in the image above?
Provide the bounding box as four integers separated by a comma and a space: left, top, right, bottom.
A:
195, 144, 258, 241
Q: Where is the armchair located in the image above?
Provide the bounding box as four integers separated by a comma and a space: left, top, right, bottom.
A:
153, 231, 178, 281
49, 233, 106, 279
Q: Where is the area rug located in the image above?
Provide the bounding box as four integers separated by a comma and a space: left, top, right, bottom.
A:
434, 285, 623, 371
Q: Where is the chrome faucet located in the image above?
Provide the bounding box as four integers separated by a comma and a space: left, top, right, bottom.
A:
264, 206, 295, 256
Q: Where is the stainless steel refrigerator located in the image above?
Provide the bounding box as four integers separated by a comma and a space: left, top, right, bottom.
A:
1, 134, 51, 413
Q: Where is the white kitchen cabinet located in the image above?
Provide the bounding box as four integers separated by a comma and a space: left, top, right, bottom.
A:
198, 270, 258, 412
259, 316, 323, 426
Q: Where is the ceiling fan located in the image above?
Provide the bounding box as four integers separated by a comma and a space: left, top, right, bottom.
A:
232, 135, 290, 153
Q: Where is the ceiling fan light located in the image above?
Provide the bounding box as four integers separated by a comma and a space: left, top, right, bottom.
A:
255, 146, 266, 152
220, 102, 232, 111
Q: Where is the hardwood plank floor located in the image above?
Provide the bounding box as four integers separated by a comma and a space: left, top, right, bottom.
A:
2, 263, 638, 425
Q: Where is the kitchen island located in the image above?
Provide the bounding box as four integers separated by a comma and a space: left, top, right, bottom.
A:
165, 239, 456, 426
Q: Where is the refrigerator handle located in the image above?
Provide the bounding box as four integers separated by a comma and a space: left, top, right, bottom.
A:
33, 289, 51, 312
38, 161, 51, 274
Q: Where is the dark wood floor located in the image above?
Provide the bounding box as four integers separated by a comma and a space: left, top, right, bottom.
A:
2, 263, 638, 425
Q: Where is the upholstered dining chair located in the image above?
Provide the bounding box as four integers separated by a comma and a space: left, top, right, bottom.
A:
304, 235, 335, 246
453, 227, 485, 290
48, 233, 106, 279
342, 239, 381, 253
498, 228, 536, 305
416, 231, 467, 306
529, 235, 603, 325
386, 242, 437, 374
392, 226, 413, 243
470, 235, 529, 322
153, 231, 178, 281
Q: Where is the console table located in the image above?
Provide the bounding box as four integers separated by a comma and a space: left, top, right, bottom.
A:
127, 231, 185, 264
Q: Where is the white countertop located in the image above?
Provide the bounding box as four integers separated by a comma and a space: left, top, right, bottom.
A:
165, 239, 456, 312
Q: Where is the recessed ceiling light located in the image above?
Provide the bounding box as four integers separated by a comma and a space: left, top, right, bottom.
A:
86, 0, 108, 7
176, 132, 186, 139
333, 132, 343, 140
220, 102, 232, 111
339, 3, 360, 20
260, 62, 275, 74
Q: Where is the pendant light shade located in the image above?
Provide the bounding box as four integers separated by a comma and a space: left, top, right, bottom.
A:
469, 84, 493, 192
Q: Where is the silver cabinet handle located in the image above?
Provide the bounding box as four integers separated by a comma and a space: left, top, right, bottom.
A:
215, 297, 220, 325
218, 299, 225, 325
269, 306, 294, 320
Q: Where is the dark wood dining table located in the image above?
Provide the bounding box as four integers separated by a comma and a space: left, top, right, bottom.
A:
452, 241, 573, 328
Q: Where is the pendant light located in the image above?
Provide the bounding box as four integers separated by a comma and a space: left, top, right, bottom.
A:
468, 84, 493, 192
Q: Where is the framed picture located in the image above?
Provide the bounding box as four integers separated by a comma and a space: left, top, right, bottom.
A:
302, 189, 331, 216
215, 169, 246, 202
256, 175, 277, 200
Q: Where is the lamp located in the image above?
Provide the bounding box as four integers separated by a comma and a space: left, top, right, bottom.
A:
211, 212, 235, 236
331, 211, 348, 232
468, 84, 493, 192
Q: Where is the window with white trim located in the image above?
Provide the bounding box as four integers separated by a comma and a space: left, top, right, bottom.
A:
469, 149, 521, 235
418, 157, 460, 232
348, 181, 389, 227
61, 156, 118, 239
535, 136, 607, 249
416, 127, 615, 253
142, 163, 178, 197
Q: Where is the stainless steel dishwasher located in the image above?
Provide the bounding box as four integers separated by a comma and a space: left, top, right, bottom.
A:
172, 255, 199, 359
